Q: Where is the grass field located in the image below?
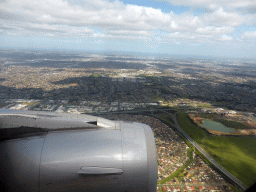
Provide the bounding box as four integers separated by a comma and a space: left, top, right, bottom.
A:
200, 136, 256, 187
177, 112, 209, 143
176, 112, 256, 188
154, 113, 176, 125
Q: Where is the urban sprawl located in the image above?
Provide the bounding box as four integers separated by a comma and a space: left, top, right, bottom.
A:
0, 50, 256, 191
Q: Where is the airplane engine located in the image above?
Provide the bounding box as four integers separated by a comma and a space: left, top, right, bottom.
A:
0, 109, 157, 192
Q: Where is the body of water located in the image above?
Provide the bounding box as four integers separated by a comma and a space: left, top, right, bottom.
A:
201, 119, 236, 133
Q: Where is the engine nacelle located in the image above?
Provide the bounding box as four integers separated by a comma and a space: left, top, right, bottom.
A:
0, 109, 157, 192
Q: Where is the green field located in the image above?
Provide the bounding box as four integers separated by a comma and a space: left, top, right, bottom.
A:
177, 112, 209, 143
200, 136, 256, 187
176, 112, 256, 188
154, 113, 176, 125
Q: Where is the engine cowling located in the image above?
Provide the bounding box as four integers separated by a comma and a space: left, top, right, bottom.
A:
0, 110, 157, 192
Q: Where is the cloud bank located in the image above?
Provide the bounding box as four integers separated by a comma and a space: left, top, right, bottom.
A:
0, 0, 256, 45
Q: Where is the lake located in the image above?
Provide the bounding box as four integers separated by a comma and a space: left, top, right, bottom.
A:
201, 119, 236, 133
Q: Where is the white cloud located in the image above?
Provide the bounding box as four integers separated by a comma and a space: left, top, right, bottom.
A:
162, 31, 237, 43
196, 26, 235, 35
242, 31, 256, 39
107, 30, 151, 37
0, 0, 254, 45
1, 21, 95, 37
157, 0, 256, 11
162, 32, 195, 40
202, 7, 253, 27
92, 32, 105, 38
0, 0, 203, 37
171, 13, 203, 31
218, 35, 234, 41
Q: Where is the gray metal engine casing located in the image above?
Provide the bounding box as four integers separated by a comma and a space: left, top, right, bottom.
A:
0, 117, 157, 192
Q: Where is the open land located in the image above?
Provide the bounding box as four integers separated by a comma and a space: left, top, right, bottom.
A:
176, 112, 256, 188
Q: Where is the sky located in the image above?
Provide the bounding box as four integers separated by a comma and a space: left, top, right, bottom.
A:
0, 0, 256, 58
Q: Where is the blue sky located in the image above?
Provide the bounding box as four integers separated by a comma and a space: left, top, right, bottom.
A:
1, 0, 256, 58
